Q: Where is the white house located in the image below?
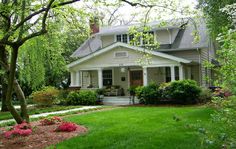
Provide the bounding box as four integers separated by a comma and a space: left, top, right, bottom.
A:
67, 18, 215, 95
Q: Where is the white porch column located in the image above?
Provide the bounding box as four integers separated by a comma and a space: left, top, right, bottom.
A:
179, 65, 184, 80
143, 67, 148, 86
76, 71, 81, 86
170, 66, 175, 82
98, 68, 103, 88
70, 71, 76, 86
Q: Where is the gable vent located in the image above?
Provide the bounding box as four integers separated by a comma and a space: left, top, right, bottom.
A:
114, 51, 128, 58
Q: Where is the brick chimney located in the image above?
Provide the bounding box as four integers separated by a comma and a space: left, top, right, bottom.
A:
89, 17, 99, 35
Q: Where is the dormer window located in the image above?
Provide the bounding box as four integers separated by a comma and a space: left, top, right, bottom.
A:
116, 34, 128, 43
115, 31, 154, 45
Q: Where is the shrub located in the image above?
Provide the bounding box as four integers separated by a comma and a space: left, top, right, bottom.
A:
135, 82, 160, 104
31, 86, 59, 107
67, 90, 97, 105
4, 122, 32, 139
40, 116, 62, 126
167, 80, 201, 104
57, 90, 71, 105
96, 88, 105, 95
198, 88, 212, 103
128, 86, 136, 96
55, 122, 77, 132
158, 82, 171, 99
199, 96, 236, 148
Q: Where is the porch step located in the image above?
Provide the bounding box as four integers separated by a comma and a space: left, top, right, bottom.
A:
102, 97, 139, 105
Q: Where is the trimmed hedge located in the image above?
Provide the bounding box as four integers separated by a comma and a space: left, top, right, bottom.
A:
136, 80, 202, 105
66, 90, 97, 105
135, 82, 160, 104
165, 80, 201, 104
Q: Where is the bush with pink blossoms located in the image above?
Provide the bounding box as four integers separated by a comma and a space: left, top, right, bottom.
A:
55, 122, 77, 132
4, 122, 32, 139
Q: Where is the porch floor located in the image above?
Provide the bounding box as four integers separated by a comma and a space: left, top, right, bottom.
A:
102, 96, 139, 105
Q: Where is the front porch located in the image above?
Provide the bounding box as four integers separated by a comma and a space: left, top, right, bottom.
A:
70, 65, 193, 96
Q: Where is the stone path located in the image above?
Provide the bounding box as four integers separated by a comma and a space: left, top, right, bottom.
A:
0, 106, 101, 124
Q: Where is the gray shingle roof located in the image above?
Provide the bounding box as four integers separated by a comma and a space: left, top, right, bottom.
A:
72, 18, 209, 58
71, 35, 102, 58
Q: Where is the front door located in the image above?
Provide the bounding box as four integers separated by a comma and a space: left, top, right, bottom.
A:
130, 70, 143, 87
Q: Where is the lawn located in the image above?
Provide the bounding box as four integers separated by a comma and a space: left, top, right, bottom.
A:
52, 106, 219, 149
0, 105, 82, 120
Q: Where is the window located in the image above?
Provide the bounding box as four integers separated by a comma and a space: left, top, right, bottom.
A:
103, 70, 112, 86
116, 35, 122, 42
116, 34, 128, 43
175, 66, 179, 80
116, 31, 154, 45
166, 67, 179, 82
122, 34, 128, 43
114, 51, 128, 58
165, 67, 171, 82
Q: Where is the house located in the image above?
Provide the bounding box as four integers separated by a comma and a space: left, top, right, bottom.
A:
67, 18, 215, 95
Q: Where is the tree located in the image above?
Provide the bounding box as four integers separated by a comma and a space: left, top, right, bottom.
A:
198, 0, 235, 39
0, 0, 82, 123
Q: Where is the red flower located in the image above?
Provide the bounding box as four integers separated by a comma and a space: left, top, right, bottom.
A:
4, 122, 32, 139
56, 122, 77, 132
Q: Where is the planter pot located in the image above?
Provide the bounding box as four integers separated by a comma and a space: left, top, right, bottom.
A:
99, 95, 104, 99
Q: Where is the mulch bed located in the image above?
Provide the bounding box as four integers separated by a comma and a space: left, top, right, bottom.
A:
0, 121, 87, 149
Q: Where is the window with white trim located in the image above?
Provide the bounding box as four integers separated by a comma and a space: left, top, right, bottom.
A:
116, 31, 154, 45
102, 70, 112, 86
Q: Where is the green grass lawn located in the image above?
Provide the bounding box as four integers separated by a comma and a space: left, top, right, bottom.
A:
52, 106, 219, 149
0, 105, 82, 120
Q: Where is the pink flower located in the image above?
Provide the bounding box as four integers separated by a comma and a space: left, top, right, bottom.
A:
4, 122, 32, 139
4, 131, 13, 139
56, 122, 77, 132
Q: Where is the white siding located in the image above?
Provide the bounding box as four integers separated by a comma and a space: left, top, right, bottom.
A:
72, 47, 179, 70
165, 50, 200, 63
101, 35, 114, 47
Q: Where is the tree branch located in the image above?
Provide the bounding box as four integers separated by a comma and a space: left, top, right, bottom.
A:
120, 0, 182, 13
17, 0, 55, 45
1, 0, 81, 43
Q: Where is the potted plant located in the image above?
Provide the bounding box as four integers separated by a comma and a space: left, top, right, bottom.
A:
96, 88, 105, 99
128, 86, 136, 104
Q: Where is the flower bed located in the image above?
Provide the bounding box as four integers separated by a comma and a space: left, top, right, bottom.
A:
0, 117, 87, 149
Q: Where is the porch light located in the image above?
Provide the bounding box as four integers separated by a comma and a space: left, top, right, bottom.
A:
121, 67, 126, 73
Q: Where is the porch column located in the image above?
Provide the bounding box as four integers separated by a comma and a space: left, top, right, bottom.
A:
179, 65, 184, 80
76, 71, 81, 86
143, 67, 148, 86
98, 68, 103, 88
170, 66, 175, 82
70, 71, 76, 86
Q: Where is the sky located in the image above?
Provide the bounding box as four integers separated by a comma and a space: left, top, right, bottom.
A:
74, 0, 200, 26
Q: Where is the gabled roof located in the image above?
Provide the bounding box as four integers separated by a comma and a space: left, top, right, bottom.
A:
67, 42, 191, 68
71, 19, 209, 58
71, 35, 102, 58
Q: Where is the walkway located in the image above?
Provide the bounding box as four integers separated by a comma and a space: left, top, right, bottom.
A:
102, 96, 139, 105
0, 106, 101, 124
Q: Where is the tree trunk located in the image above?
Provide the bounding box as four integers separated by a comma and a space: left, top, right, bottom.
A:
14, 79, 29, 122
6, 46, 23, 124
1, 83, 8, 112
0, 45, 28, 120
